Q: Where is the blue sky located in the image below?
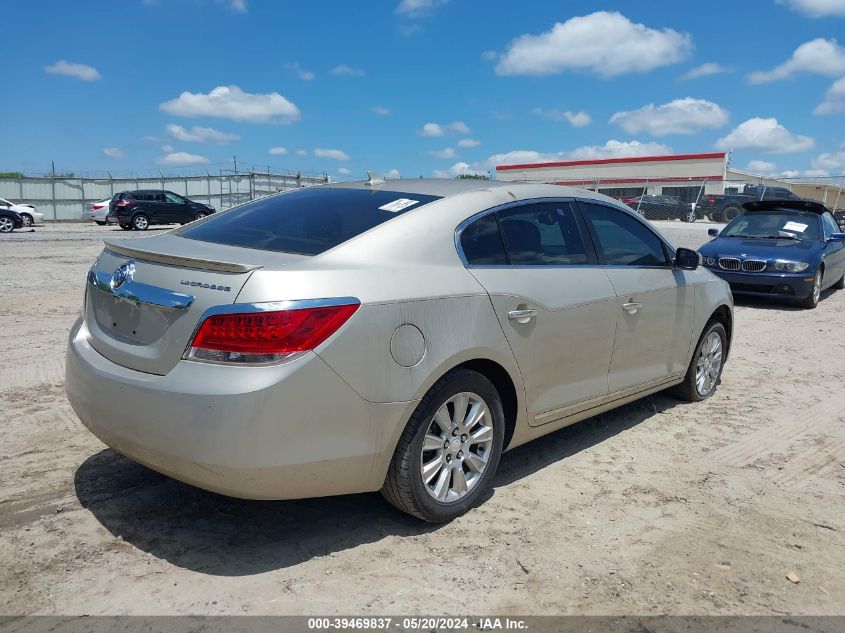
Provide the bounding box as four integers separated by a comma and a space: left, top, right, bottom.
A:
2, 0, 845, 180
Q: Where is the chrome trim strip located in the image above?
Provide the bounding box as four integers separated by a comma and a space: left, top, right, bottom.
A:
87, 268, 195, 311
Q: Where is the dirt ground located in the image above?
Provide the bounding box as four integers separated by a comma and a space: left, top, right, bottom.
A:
1, 221, 844, 616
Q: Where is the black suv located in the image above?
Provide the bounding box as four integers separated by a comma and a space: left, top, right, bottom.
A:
109, 190, 216, 230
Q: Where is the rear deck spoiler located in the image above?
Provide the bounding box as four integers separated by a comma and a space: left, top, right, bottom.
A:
103, 239, 263, 274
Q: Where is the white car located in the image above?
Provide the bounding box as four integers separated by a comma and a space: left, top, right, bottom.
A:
0, 197, 43, 227
82, 198, 113, 225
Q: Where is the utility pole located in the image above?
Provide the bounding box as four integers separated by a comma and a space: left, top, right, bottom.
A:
233, 155, 238, 173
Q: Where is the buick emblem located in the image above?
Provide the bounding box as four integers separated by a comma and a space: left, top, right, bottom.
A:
110, 261, 135, 290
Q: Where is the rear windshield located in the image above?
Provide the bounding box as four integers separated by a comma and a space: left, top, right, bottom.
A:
177, 187, 442, 255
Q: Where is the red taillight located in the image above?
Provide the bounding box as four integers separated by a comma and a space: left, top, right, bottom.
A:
186, 303, 359, 364
116, 200, 132, 207
707, 196, 716, 204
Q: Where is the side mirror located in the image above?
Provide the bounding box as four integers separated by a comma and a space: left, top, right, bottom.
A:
707, 228, 719, 237
828, 233, 845, 242
675, 247, 700, 270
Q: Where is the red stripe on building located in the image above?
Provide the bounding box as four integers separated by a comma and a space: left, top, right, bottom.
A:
554, 175, 724, 187
496, 152, 727, 171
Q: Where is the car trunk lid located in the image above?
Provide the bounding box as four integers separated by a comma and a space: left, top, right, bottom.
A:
85, 235, 306, 375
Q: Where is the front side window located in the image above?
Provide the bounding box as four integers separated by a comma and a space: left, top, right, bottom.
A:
165, 192, 186, 204
497, 202, 589, 265
822, 213, 839, 240
580, 203, 668, 266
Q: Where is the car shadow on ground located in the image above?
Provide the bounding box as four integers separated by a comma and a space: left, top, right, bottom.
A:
733, 287, 836, 311
74, 392, 680, 576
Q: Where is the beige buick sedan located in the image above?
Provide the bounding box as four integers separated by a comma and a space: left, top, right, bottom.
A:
66, 179, 733, 522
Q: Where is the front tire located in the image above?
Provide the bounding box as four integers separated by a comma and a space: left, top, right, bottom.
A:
131, 214, 150, 231
21, 213, 33, 227
671, 321, 727, 402
381, 369, 505, 522
801, 269, 822, 309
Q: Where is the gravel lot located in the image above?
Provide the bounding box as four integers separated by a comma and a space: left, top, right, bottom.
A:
1, 220, 844, 615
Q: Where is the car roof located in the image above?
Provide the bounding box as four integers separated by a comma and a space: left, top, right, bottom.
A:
325, 177, 617, 204
742, 199, 829, 214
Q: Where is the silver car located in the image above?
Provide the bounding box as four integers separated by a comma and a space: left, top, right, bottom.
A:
66, 179, 733, 522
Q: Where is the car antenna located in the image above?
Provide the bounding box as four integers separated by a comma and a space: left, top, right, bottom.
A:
365, 171, 385, 187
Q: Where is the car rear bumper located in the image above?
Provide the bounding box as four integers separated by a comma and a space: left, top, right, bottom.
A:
705, 268, 815, 299
65, 317, 413, 500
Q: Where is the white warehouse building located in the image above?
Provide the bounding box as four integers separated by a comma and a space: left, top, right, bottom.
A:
494, 152, 792, 204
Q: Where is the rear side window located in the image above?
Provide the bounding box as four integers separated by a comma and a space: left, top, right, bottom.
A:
498, 203, 589, 265
178, 187, 441, 255
580, 203, 668, 266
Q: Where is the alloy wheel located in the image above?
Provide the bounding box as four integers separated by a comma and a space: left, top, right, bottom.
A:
419, 392, 494, 503
813, 271, 822, 304
133, 216, 149, 230
21, 214, 33, 227
695, 332, 723, 396
0, 216, 14, 232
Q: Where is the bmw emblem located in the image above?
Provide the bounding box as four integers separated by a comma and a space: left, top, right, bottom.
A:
110, 261, 135, 290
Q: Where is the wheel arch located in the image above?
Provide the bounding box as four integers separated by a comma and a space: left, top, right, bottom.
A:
709, 303, 733, 360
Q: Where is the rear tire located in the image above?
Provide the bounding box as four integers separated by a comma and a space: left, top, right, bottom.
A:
671, 321, 727, 402
722, 206, 742, 223
381, 368, 505, 522
683, 209, 696, 223
834, 272, 845, 290
0, 216, 15, 233
131, 214, 150, 231
193, 211, 207, 222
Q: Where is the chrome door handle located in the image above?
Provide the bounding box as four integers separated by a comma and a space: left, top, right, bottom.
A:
508, 309, 537, 322
622, 302, 642, 315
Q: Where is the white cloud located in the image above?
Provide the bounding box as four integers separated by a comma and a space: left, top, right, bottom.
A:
296, 149, 308, 156
681, 62, 732, 80
159, 85, 300, 124
165, 124, 240, 144
458, 138, 481, 148
314, 148, 350, 161
481, 50, 498, 61
486, 140, 673, 168
429, 147, 456, 159
157, 152, 210, 166
610, 98, 729, 137
372, 105, 391, 116
102, 147, 123, 158
812, 142, 845, 171
161, 144, 173, 152
337, 167, 352, 175
331, 64, 365, 77
285, 62, 314, 81
745, 160, 778, 174
417, 120, 470, 136
268, 147, 288, 155
748, 38, 845, 83
395, 0, 447, 16
777, 0, 845, 17
534, 108, 592, 127
43, 60, 100, 81
385, 168, 401, 178
494, 11, 692, 78
227, 0, 247, 12
716, 118, 814, 154
433, 162, 487, 178
815, 77, 845, 115
804, 168, 831, 177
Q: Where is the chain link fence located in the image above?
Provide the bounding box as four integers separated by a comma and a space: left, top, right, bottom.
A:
0, 171, 330, 221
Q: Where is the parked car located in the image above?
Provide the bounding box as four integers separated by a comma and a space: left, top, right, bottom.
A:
696, 185, 805, 223
0, 197, 44, 227
108, 190, 216, 230
833, 208, 845, 232
0, 207, 24, 233
82, 198, 115, 225
628, 195, 698, 222
698, 199, 845, 309
66, 180, 733, 522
